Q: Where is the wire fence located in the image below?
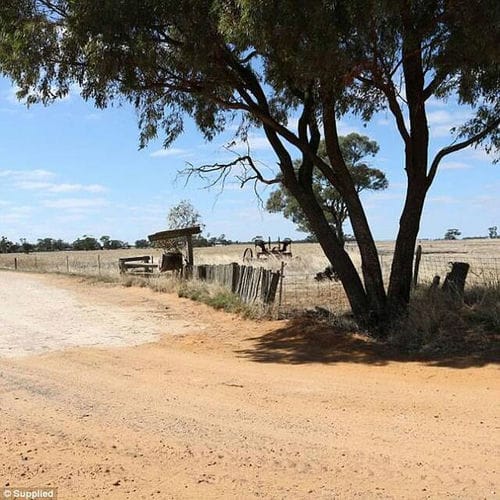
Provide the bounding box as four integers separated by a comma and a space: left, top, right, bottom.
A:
278, 255, 500, 316
1, 251, 498, 316
415, 255, 500, 288
0, 252, 129, 277
278, 272, 351, 315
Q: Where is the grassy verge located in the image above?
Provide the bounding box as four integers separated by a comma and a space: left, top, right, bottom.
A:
388, 285, 500, 356
177, 280, 264, 319
119, 273, 265, 319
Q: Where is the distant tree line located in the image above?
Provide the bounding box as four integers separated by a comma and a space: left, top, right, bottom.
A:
0, 232, 235, 254
0, 235, 133, 253
444, 226, 499, 240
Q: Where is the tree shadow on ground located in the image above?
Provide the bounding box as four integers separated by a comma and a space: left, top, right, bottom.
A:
236, 318, 499, 368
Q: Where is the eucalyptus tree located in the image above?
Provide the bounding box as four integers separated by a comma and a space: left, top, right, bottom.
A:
1, 0, 498, 330
266, 134, 388, 247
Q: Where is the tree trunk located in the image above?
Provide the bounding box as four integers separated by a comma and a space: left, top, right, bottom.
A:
292, 186, 371, 323
341, 188, 387, 322
387, 179, 427, 312
387, 14, 430, 317
321, 102, 387, 324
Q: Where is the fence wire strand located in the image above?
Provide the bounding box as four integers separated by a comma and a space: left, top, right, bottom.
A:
1, 252, 498, 315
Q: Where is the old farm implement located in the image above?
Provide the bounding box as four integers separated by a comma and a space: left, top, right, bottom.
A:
119, 226, 202, 275
242, 237, 293, 262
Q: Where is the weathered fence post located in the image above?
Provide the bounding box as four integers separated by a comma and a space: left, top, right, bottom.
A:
278, 261, 285, 308
265, 272, 280, 304
97, 254, 101, 276
231, 263, 239, 293
14, 257, 17, 271
442, 262, 470, 300
66, 255, 69, 273
413, 244, 422, 289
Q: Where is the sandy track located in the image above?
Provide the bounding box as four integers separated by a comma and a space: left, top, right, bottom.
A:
0, 271, 498, 499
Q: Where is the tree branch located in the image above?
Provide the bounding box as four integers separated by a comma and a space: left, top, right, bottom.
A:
423, 72, 446, 101
181, 154, 281, 191
427, 117, 500, 187
357, 74, 410, 145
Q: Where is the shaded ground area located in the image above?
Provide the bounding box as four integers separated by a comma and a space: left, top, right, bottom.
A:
0, 271, 498, 499
237, 316, 500, 368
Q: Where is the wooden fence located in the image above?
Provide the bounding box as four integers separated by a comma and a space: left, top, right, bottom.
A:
193, 263, 281, 305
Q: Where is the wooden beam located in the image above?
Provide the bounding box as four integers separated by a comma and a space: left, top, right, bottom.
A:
186, 234, 194, 267
148, 226, 202, 242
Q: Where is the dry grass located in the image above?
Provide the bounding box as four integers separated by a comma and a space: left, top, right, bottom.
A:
387, 285, 500, 356
0, 239, 498, 317
0, 238, 498, 276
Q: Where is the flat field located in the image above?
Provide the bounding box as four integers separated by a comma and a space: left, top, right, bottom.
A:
1, 238, 499, 278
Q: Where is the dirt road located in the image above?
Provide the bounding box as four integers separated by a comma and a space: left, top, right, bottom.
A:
0, 271, 498, 499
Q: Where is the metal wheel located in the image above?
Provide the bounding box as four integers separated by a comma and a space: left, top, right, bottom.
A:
242, 247, 253, 261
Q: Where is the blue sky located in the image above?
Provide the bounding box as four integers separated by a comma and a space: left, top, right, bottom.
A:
0, 76, 498, 244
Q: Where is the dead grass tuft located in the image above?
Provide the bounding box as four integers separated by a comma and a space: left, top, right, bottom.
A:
388, 285, 500, 356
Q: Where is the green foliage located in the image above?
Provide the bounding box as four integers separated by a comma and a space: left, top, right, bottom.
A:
36, 238, 70, 251
0, 236, 18, 253
72, 235, 101, 251
266, 134, 387, 244
194, 233, 233, 247
444, 228, 461, 240
488, 226, 498, 238
99, 235, 127, 250
1, 1, 497, 154
135, 239, 151, 248
19, 238, 35, 254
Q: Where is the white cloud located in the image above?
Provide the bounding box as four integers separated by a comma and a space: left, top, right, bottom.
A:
150, 147, 194, 158
469, 194, 499, 211
337, 120, 361, 136
426, 96, 450, 109
46, 183, 106, 193
0, 169, 106, 193
470, 194, 496, 203
0, 169, 55, 181
461, 146, 495, 163
366, 191, 405, 202
376, 117, 391, 126
229, 134, 273, 153
53, 214, 86, 224
0, 205, 33, 223
42, 198, 108, 210
440, 160, 472, 170
427, 109, 472, 138
14, 181, 54, 190
428, 195, 458, 204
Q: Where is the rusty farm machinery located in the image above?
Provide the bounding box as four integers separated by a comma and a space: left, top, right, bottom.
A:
242, 237, 293, 262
